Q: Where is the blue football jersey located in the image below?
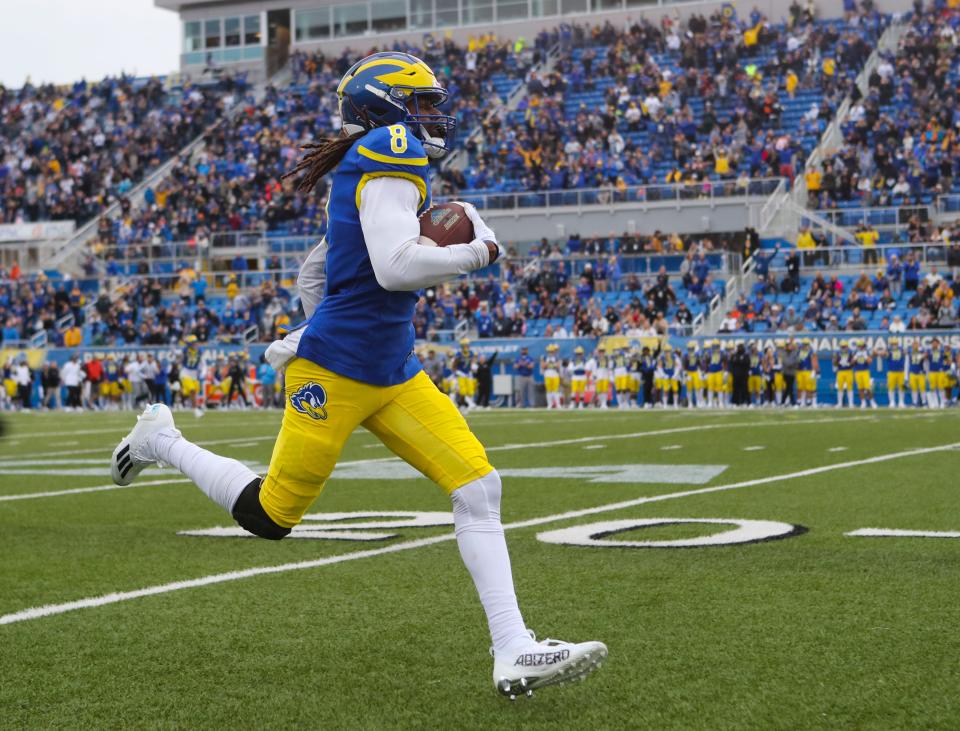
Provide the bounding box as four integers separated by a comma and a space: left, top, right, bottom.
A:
297, 123, 432, 386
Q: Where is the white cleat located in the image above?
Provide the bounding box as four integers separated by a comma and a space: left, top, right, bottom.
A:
110, 403, 178, 486
492, 634, 608, 699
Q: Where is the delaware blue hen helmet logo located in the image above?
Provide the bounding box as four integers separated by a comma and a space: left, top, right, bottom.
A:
290, 382, 328, 420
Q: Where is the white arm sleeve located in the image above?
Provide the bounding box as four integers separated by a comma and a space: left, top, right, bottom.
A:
358, 176, 491, 292
297, 239, 327, 320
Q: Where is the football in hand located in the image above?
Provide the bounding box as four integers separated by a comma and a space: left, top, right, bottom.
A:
418, 202, 475, 247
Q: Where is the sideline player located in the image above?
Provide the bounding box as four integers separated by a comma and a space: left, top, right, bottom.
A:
658, 344, 680, 408
747, 342, 764, 407
593, 346, 610, 409
683, 342, 704, 408
454, 338, 477, 411
180, 335, 206, 417
109, 53, 605, 697
796, 339, 818, 408
705, 340, 725, 408
834, 341, 854, 408
613, 347, 630, 409
852, 339, 876, 409
883, 338, 907, 408
541, 343, 562, 409
569, 346, 588, 409
927, 337, 947, 408
907, 337, 928, 407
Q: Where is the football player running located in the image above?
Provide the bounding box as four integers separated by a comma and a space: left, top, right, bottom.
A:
109, 53, 605, 698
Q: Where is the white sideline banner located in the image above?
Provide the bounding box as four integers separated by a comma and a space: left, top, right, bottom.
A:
0, 221, 75, 242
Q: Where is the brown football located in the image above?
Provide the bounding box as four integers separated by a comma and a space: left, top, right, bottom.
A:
418, 202, 475, 247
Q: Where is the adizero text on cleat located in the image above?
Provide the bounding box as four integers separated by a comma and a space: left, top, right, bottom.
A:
493, 635, 607, 697
110, 403, 179, 486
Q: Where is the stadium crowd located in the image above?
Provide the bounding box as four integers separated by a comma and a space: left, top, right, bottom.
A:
806, 5, 960, 209
0, 74, 248, 226
451, 4, 886, 197
81, 36, 542, 266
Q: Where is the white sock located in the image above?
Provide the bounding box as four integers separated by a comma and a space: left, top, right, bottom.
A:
148, 429, 256, 513
451, 470, 529, 656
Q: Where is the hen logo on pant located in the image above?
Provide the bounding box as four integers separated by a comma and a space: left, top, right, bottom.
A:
290, 382, 328, 420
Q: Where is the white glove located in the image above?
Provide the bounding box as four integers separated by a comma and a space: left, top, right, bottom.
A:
456, 200, 498, 246
264, 327, 304, 371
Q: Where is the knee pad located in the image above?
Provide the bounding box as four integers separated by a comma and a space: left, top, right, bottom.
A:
231, 478, 292, 540
451, 469, 502, 527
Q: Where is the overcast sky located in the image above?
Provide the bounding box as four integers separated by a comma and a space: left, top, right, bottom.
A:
0, 0, 180, 88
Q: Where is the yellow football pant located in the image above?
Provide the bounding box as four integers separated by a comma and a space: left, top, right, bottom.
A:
836, 370, 853, 390
457, 376, 476, 397
796, 371, 815, 392
181, 377, 200, 397
259, 358, 492, 528
571, 378, 586, 394
748, 375, 763, 394
706, 372, 724, 393
544, 375, 560, 393
855, 371, 872, 391
928, 372, 948, 390
909, 373, 927, 392
887, 372, 905, 391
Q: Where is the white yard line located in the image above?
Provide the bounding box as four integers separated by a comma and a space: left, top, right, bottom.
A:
742, 446, 766, 452
2, 440, 958, 626
846, 528, 960, 538
0, 415, 880, 500
0, 479, 191, 502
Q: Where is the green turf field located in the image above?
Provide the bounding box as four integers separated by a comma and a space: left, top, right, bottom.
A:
2, 408, 960, 730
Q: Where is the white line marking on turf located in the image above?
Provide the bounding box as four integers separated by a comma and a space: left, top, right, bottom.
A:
742, 446, 765, 451
661, 445, 682, 451
3, 440, 958, 625
583, 445, 605, 450
0, 479, 191, 502
228, 442, 259, 449
846, 528, 960, 539
0, 415, 881, 499
828, 447, 849, 452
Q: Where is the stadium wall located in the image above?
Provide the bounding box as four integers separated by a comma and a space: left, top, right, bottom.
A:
480, 196, 766, 239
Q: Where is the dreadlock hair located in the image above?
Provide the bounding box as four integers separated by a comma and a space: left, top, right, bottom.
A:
281, 130, 366, 192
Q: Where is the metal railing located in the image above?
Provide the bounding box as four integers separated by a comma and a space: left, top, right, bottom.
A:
816, 205, 931, 229
935, 195, 960, 216
764, 241, 959, 272
447, 178, 785, 212
758, 177, 788, 231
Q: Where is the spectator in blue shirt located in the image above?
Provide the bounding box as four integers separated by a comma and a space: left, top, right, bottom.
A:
753, 244, 780, 279
886, 254, 903, 296
513, 346, 535, 407
257, 356, 277, 408
607, 255, 622, 292
903, 252, 920, 291
476, 303, 494, 338
192, 276, 208, 304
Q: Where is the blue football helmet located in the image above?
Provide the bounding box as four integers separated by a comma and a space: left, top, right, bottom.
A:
337, 52, 456, 159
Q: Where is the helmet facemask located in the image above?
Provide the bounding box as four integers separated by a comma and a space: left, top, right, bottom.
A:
389, 85, 457, 158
